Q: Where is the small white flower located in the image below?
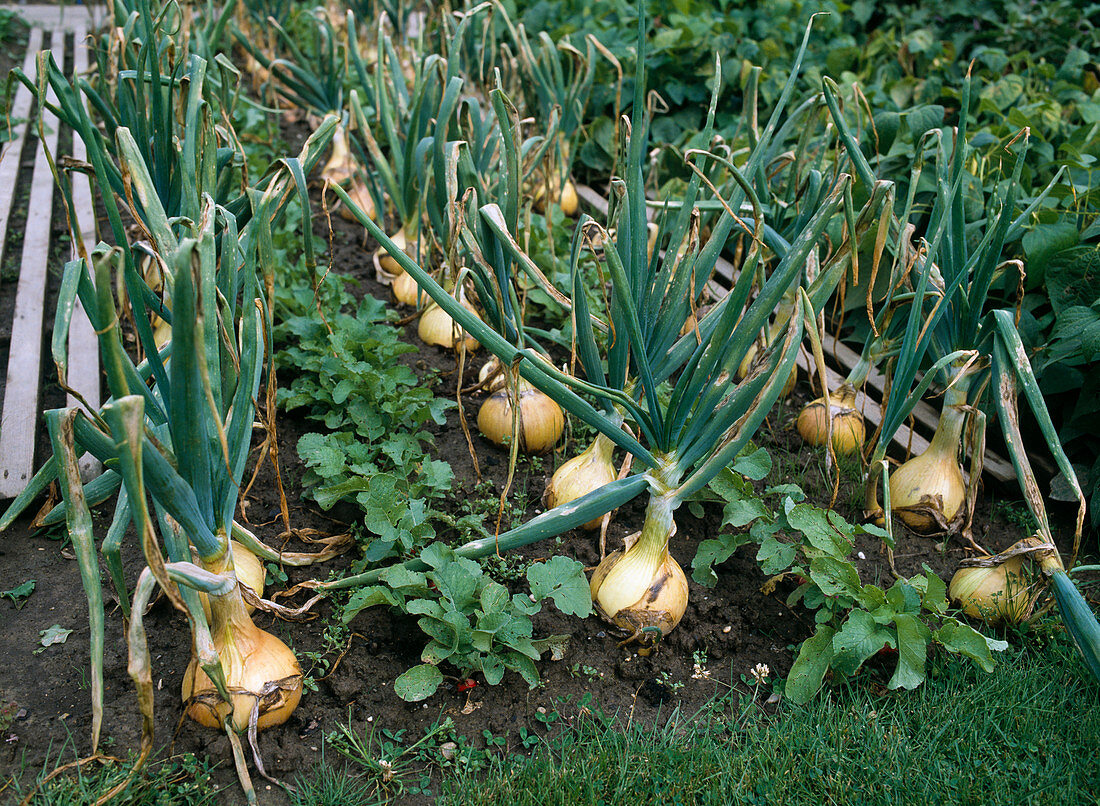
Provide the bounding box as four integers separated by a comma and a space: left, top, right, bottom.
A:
750, 663, 770, 684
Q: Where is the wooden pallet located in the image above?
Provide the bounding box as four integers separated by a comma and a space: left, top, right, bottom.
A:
0, 5, 101, 498
574, 183, 1015, 483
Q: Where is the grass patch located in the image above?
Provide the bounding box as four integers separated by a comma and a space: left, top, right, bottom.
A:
441, 626, 1100, 805
11, 749, 221, 805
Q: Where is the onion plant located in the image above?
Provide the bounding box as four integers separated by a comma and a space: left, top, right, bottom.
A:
347, 19, 447, 281
495, 6, 600, 214
2, 14, 339, 792
824, 78, 1097, 678
330, 17, 892, 647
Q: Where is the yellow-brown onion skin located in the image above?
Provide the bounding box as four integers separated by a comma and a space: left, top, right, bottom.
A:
376, 227, 409, 279
337, 176, 376, 223
590, 549, 688, 639
559, 180, 579, 217
181, 552, 301, 734
477, 383, 564, 454
319, 125, 354, 187
796, 387, 864, 455
199, 541, 265, 620
181, 624, 302, 732
949, 556, 1030, 625
392, 268, 422, 307
418, 301, 481, 352
889, 447, 966, 534
545, 438, 617, 529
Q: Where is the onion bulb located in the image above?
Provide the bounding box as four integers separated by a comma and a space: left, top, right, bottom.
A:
418, 291, 480, 352
796, 384, 864, 455
532, 176, 579, 217
477, 379, 564, 454
374, 226, 412, 283
544, 434, 617, 529
320, 123, 355, 187
337, 175, 376, 223
889, 406, 967, 534
182, 557, 301, 733
590, 531, 688, 647
559, 179, 579, 217
392, 268, 422, 307
949, 554, 1031, 625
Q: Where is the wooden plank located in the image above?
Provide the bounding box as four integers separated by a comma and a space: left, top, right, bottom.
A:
0, 35, 61, 498
574, 183, 727, 299
65, 23, 102, 480
575, 184, 1014, 482
0, 27, 44, 266
10, 5, 97, 32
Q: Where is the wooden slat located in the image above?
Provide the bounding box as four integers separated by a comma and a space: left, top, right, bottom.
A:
0, 27, 44, 265
65, 23, 102, 481
575, 184, 1014, 482
12, 5, 97, 31
0, 35, 61, 498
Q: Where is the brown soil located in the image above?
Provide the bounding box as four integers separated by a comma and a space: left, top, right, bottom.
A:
0, 119, 1084, 806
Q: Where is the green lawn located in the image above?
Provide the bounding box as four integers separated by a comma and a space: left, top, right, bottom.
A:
441, 626, 1100, 806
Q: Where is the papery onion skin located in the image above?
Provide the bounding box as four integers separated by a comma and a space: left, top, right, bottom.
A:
198, 540, 265, 620
319, 123, 355, 187
889, 405, 967, 534
182, 554, 301, 734
375, 226, 410, 280
477, 382, 564, 454
949, 556, 1030, 625
418, 300, 481, 352
392, 268, 421, 307
181, 626, 302, 732
796, 385, 864, 455
590, 547, 688, 645
337, 177, 376, 223
545, 435, 617, 529
559, 180, 579, 217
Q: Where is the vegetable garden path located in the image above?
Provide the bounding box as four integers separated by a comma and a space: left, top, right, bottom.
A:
0, 3, 102, 499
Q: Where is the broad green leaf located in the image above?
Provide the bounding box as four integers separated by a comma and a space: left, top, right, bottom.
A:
757, 536, 797, 575
808, 556, 862, 599
885, 579, 922, 616
831, 610, 893, 677
888, 613, 930, 690
723, 495, 772, 529
527, 556, 593, 617
732, 445, 772, 481
479, 581, 511, 615
785, 625, 836, 705
394, 663, 443, 701
935, 620, 1005, 673
502, 651, 540, 688
787, 504, 854, 557
342, 586, 399, 622
0, 580, 35, 609
692, 534, 752, 587
35, 625, 73, 654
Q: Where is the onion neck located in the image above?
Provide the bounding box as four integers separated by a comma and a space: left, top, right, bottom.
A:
846, 355, 871, 389
929, 372, 972, 461
592, 431, 616, 464
202, 544, 256, 643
